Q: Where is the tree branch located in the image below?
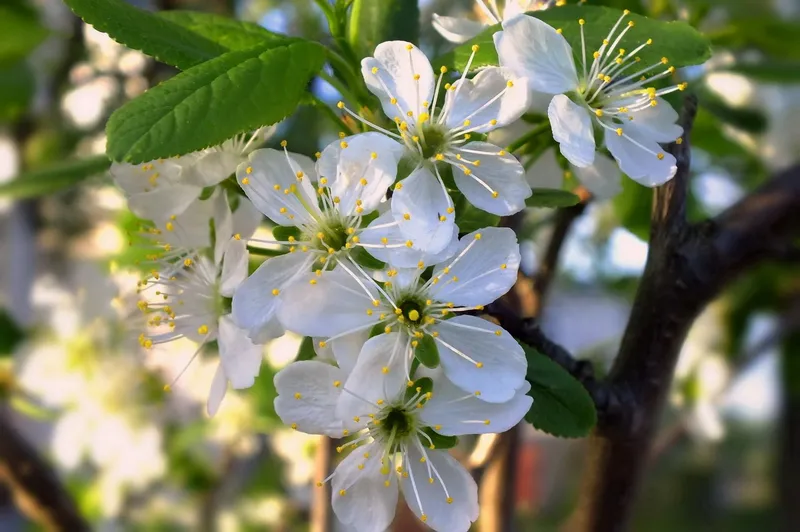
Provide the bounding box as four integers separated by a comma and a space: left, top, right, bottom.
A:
0, 413, 89, 531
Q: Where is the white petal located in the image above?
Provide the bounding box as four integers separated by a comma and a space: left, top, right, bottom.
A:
432, 316, 527, 403
432, 14, 486, 44
548, 94, 596, 168
251, 318, 284, 345
400, 446, 478, 532
494, 15, 578, 94
336, 333, 408, 427
442, 67, 529, 132
332, 441, 399, 532
206, 363, 228, 417
213, 189, 233, 265
622, 96, 683, 143
155, 194, 217, 249
391, 166, 456, 255
451, 143, 531, 215
127, 184, 201, 221
273, 360, 346, 437
503, 0, 540, 19
218, 314, 263, 389
605, 128, 677, 186
111, 158, 187, 195
236, 148, 319, 227
361, 41, 435, 122
359, 210, 459, 269
571, 153, 622, 200
232, 251, 314, 340
525, 147, 565, 189
420, 378, 532, 435
188, 149, 242, 187
429, 227, 520, 307
317, 133, 405, 215
231, 197, 263, 240
278, 268, 380, 338
331, 331, 371, 375
220, 238, 249, 297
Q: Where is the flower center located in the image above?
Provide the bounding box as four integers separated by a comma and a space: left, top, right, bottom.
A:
378, 406, 415, 440
418, 124, 449, 160
308, 218, 351, 253
395, 293, 429, 330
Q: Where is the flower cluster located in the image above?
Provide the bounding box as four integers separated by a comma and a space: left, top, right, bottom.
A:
108, 8, 686, 530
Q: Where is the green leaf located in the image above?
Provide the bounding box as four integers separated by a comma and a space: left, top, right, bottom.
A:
709, 17, 800, 61
296, 336, 317, 361
106, 39, 325, 163
723, 61, 800, 83
413, 333, 440, 369
0, 155, 110, 199
404, 376, 433, 403
0, 60, 34, 121
349, 0, 420, 58
613, 175, 651, 240
523, 344, 597, 438
526, 188, 581, 208
273, 225, 303, 242
63, 0, 229, 70
369, 322, 386, 339
0, 311, 25, 356
454, 192, 501, 234
697, 85, 767, 133
350, 246, 386, 270
437, 5, 711, 73
419, 427, 458, 450
0, 4, 48, 63
156, 11, 284, 52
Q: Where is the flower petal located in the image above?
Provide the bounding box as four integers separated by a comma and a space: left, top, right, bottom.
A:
317, 133, 405, 215
605, 128, 677, 186
218, 314, 263, 389
336, 333, 408, 427
274, 360, 346, 437
451, 143, 531, 215
278, 268, 381, 338
332, 441, 399, 532
442, 67, 530, 132
571, 152, 622, 200
232, 251, 314, 340
220, 238, 249, 297
400, 445, 478, 532
548, 94, 596, 168
231, 197, 263, 240
206, 363, 228, 417
188, 149, 242, 187
213, 190, 234, 265
432, 316, 527, 403
525, 146, 566, 189
111, 158, 187, 195
361, 41, 435, 123
622, 97, 683, 143
429, 227, 520, 307
236, 148, 319, 227
127, 184, 202, 221
432, 14, 486, 44
331, 330, 371, 375
420, 377, 532, 435
155, 194, 217, 249
359, 210, 459, 269
391, 166, 456, 255
494, 15, 578, 94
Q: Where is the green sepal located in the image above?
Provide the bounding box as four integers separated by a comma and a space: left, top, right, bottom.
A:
273, 225, 303, 243
414, 333, 440, 368
350, 246, 386, 270
418, 427, 458, 450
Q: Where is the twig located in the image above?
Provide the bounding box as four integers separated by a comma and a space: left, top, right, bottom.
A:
0, 412, 89, 531
310, 437, 336, 532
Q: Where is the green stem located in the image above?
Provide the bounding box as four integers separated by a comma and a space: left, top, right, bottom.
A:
319, 70, 360, 109
507, 121, 551, 154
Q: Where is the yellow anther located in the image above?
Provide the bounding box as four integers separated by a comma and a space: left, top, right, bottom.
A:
421, 514, 428, 523
384, 325, 392, 334
475, 391, 481, 396
471, 44, 479, 52
474, 233, 482, 240
408, 309, 420, 321
280, 140, 287, 147
579, 18, 585, 25
593, 51, 600, 59
163, 384, 171, 392
483, 419, 490, 425
413, 74, 420, 81
556, 28, 563, 34
371, 66, 379, 74
339, 489, 347, 496
340, 141, 348, 148
165, 222, 174, 231
447, 497, 454, 504
403, 213, 411, 220
390, 97, 397, 104
595, 109, 604, 117
676, 137, 684, 145
657, 153, 665, 160
395, 182, 403, 190
476, 362, 484, 368
183, 258, 193, 267
661, 57, 669, 64
294, 393, 302, 399
491, 191, 499, 198
616, 128, 624, 136
353, 416, 360, 422
377, 399, 384, 405
197, 324, 209, 335
439, 215, 447, 222
291, 423, 298, 430
405, 240, 413, 248
463, 119, 471, 127
309, 279, 317, 285
495, 330, 502, 336
506, 80, 514, 88
272, 288, 281, 296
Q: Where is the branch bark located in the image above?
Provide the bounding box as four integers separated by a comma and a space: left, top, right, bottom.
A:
0, 413, 89, 531
567, 94, 800, 531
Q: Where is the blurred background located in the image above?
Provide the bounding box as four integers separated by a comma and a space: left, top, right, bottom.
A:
0, 0, 798, 530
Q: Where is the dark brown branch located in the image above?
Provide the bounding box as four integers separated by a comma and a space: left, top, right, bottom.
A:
0, 413, 89, 531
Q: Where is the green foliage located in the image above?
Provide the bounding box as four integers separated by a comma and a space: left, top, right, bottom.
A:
613, 175, 651, 240
526, 188, 581, 208
0, 311, 25, 356
0, 2, 48, 63
157, 11, 284, 52
106, 39, 325, 163
419, 427, 458, 450
454, 192, 500, 233
272, 225, 303, 242
296, 336, 317, 361
697, 85, 767, 134
0, 60, 34, 121
405, 376, 433, 403
350, 246, 386, 270
523, 344, 597, 438
709, 17, 800, 61
0, 155, 110, 199
437, 5, 711, 73
724, 62, 800, 83
348, 0, 420, 58
64, 0, 227, 69
413, 334, 440, 368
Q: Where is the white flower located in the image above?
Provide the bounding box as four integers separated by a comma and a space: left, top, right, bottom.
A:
338, 41, 531, 253
278, 227, 527, 403
273, 354, 532, 532
136, 192, 270, 416
495, 11, 686, 186
231, 134, 406, 341
111, 128, 272, 221
527, 146, 622, 200
433, 0, 554, 44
